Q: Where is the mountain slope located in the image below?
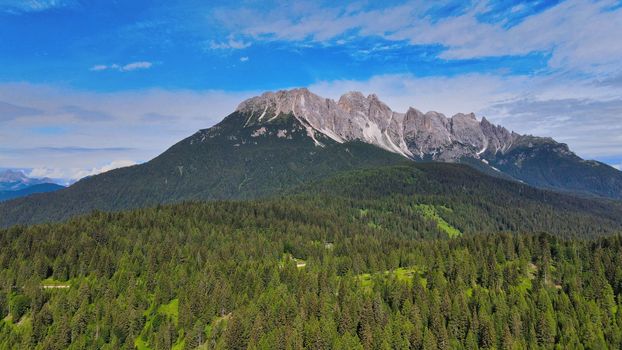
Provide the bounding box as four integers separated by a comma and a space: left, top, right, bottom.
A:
0, 110, 407, 227
290, 163, 622, 237
485, 135, 622, 198
0, 183, 64, 202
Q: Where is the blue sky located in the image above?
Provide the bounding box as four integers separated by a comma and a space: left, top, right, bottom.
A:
1, 0, 621, 180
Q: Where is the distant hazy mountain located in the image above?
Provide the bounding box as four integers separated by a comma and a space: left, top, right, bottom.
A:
0, 169, 55, 191
0, 183, 65, 202
1, 88, 621, 227
0, 169, 64, 202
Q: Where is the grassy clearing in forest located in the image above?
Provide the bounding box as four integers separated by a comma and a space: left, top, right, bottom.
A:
414, 204, 462, 238
135, 298, 183, 350
281, 253, 307, 268
358, 266, 427, 291
40, 277, 71, 289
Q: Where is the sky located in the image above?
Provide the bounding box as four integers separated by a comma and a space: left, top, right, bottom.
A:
1, 0, 622, 182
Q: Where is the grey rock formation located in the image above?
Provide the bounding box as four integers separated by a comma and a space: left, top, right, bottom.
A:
235, 88, 519, 162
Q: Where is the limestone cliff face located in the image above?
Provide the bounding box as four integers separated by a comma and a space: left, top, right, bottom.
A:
236, 88, 518, 161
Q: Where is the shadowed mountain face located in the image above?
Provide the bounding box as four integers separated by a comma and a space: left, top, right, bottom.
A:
1, 88, 621, 227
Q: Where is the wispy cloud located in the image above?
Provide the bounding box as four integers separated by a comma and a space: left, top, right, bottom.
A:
120, 61, 153, 71
211, 0, 622, 75
33, 147, 134, 153
59, 105, 113, 121
0, 0, 75, 14
207, 37, 251, 50
28, 160, 137, 182
397, 0, 622, 75
240, 56, 249, 62
90, 61, 153, 72
484, 97, 622, 158
0, 101, 43, 121
90, 64, 110, 71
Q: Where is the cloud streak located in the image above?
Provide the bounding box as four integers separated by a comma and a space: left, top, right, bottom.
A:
0, 101, 43, 121
0, 0, 75, 14
211, 0, 622, 75
90, 61, 153, 72
208, 37, 252, 50
1, 147, 135, 153
28, 160, 137, 183
484, 97, 622, 158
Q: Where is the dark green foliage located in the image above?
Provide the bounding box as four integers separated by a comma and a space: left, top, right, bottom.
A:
1, 165, 622, 348
9, 294, 30, 322
292, 164, 622, 237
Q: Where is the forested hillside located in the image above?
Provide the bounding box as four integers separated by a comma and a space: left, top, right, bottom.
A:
0, 112, 407, 228
1, 164, 622, 349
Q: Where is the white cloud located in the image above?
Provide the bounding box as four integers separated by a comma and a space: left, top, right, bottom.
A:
0, 0, 74, 13
73, 160, 137, 179
0, 82, 256, 181
90, 61, 153, 72
90, 65, 109, 71
311, 73, 520, 117
213, 0, 622, 75
484, 97, 622, 158
613, 164, 621, 170
121, 61, 153, 71
28, 160, 136, 183
396, 0, 622, 75
208, 37, 251, 50
28, 167, 67, 180
239, 56, 249, 62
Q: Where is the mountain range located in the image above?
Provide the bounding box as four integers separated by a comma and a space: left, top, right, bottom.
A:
0, 169, 54, 191
0, 88, 620, 227
0, 169, 64, 202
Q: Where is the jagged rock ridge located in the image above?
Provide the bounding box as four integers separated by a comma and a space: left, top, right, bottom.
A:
236, 88, 518, 162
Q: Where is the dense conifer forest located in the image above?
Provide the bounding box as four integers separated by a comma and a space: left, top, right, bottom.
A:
1, 164, 622, 349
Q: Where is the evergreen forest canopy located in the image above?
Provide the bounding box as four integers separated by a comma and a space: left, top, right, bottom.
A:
1, 164, 622, 349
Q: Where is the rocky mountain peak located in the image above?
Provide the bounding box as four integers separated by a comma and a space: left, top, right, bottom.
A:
234, 88, 519, 161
